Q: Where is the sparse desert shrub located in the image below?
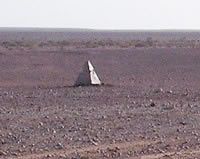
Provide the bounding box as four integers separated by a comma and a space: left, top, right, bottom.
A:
2, 38, 199, 50
118, 41, 130, 48
145, 37, 154, 46
85, 41, 99, 48
107, 39, 116, 46
135, 42, 146, 47
97, 40, 106, 47
1, 41, 17, 47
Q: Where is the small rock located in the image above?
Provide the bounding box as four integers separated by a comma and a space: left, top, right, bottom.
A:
55, 143, 63, 149
153, 88, 163, 93
180, 121, 187, 125
0, 151, 7, 156
59, 154, 66, 158
60, 125, 65, 129
107, 147, 117, 152
167, 90, 173, 94
11, 152, 18, 156
46, 154, 53, 158
90, 139, 98, 146
3, 92, 8, 96
44, 115, 49, 119
53, 130, 56, 134
1, 139, 6, 145
8, 132, 12, 136
150, 102, 156, 107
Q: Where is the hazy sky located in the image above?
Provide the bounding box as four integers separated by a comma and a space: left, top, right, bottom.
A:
0, 0, 200, 30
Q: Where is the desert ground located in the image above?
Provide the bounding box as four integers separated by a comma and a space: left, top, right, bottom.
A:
1, 30, 200, 159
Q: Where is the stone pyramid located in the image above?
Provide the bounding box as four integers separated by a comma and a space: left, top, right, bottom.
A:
74, 61, 102, 86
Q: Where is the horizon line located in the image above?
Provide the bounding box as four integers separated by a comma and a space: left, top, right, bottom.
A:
0, 27, 200, 32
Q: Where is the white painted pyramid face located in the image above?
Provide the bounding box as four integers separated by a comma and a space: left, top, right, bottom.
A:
74, 61, 102, 86
88, 61, 101, 85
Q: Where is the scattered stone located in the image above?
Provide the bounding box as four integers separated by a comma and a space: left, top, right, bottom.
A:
107, 147, 117, 152
46, 154, 54, 158
150, 102, 156, 107
153, 88, 163, 93
59, 154, 67, 158
55, 143, 63, 149
3, 92, 8, 96
0, 151, 7, 156
53, 130, 56, 134
167, 90, 173, 94
11, 152, 18, 156
90, 138, 99, 146
180, 121, 187, 126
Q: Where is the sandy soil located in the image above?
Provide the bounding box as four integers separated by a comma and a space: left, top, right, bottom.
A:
0, 35, 200, 158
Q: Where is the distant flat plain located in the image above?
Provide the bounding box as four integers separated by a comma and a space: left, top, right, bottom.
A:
0, 28, 200, 41
1, 28, 200, 159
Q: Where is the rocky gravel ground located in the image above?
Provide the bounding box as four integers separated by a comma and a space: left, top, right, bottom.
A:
1, 86, 200, 159
0, 46, 200, 158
